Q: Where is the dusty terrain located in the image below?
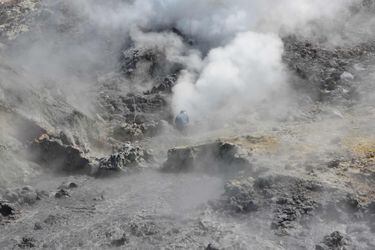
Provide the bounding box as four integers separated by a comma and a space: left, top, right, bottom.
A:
0, 1, 374, 249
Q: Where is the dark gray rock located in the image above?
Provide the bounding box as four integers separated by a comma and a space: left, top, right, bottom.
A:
120, 47, 159, 77
0, 200, 16, 217
327, 159, 341, 169
17, 236, 36, 249
34, 222, 42, 230
54, 189, 70, 199
317, 231, 352, 250
58, 181, 78, 190
43, 214, 64, 226
110, 234, 128, 247
144, 74, 178, 95
162, 146, 195, 172
218, 175, 322, 235
206, 243, 220, 250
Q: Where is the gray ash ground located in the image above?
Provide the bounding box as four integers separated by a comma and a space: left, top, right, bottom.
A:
0, 0, 375, 249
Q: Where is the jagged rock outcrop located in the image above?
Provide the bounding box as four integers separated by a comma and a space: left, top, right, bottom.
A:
29, 134, 90, 173
219, 175, 323, 234
111, 120, 161, 142
0, 0, 40, 41
17, 236, 36, 249
112, 123, 144, 142
119, 28, 187, 83
283, 36, 375, 101
224, 177, 258, 213
315, 231, 352, 250
93, 143, 150, 176
99, 89, 172, 129
362, 0, 375, 10
144, 74, 178, 95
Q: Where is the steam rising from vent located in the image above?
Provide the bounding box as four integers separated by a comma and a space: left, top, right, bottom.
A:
172, 32, 288, 122
0, 0, 368, 137
1, 0, 370, 128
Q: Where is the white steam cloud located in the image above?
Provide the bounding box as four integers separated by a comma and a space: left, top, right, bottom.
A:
1, 0, 367, 126
172, 32, 287, 122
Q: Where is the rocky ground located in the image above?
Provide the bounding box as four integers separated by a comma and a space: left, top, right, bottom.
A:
0, 0, 374, 249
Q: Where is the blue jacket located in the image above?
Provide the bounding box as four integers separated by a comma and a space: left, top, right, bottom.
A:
175, 111, 189, 129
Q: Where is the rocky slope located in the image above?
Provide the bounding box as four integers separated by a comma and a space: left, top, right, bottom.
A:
0, 0, 374, 249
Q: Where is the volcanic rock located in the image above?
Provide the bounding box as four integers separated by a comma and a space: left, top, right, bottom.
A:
54, 189, 70, 199
282, 36, 375, 101
94, 143, 149, 176
29, 134, 90, 173
162, 141, 250, 174
58, 181, 78, 190
110, 234, 129, 247
0, 200, 16, 217
17, 236, 36, 249
219, 174, 322, 234
3, 186, 43, 205
316, 231, 352, 250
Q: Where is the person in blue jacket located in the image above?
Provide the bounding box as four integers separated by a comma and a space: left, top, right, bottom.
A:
175, 110, 189, 131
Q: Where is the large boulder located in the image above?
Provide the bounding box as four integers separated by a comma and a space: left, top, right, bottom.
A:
162, 141, 250, 174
